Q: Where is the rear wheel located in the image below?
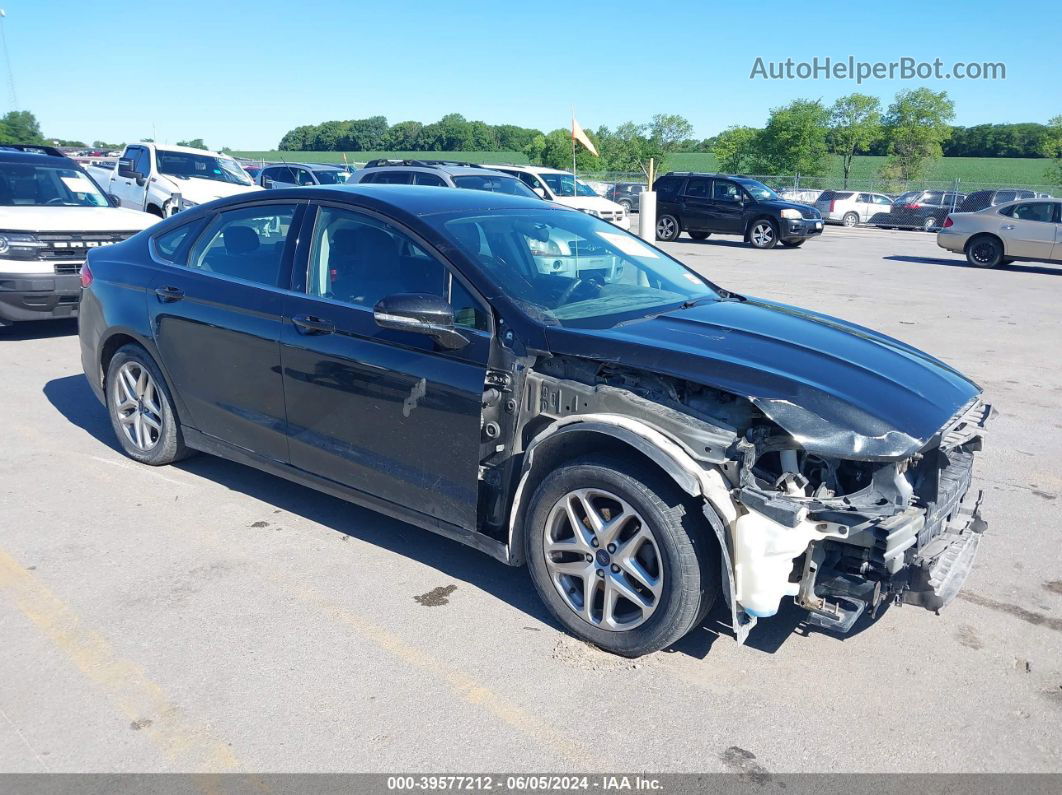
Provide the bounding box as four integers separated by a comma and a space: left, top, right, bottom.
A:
655, 214, 680, 242
688, 231, 710, 241
965, 235, 1003, 268
842, 212, 859, 227
525, 456, 718, 657
748, 218, 778, 249
922, 216, 939, 232
619, 199, 633, 213
106, 345, 191, 465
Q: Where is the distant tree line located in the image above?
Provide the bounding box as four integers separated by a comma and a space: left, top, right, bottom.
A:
276, 114, 543, 154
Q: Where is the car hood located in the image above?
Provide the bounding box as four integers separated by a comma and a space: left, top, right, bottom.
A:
543, 297, 980, 460
758, 198, 818, 216
0, 205, 160, 232
555, 196, 625, 213
158, 176, 262, 203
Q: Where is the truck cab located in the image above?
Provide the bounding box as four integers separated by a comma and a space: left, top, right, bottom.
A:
86, 143, 261, 218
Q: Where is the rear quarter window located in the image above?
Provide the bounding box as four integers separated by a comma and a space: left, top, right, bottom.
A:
152, 221, 202, 264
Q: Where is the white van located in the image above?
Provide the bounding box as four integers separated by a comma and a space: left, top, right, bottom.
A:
483, 165, 630, 230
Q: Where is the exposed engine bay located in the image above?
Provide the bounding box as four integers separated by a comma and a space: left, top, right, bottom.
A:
497, 354, 990, 642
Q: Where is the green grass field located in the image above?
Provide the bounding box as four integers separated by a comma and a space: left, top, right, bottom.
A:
232, 150, 1059, 190
665, 153, 1058, 188
232, 150, 529, 165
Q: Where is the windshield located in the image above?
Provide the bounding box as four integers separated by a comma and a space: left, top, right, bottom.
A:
434, 209, 719, 329
739, 180, 779, 201
313, 170, 348, 185
540, 173, 600, 198
157, 151, 253, 185
452, 175, 539, 198
0, 162, 110, 207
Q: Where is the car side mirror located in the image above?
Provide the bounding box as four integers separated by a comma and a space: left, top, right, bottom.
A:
373, 292, 469, 350
117, 160, 137, 180
107, 193, 120, 207
261, 177, 272, 188
533, 187, 546, 199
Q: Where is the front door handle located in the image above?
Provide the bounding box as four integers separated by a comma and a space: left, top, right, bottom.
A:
154, 285, 184, 303
1001, 224, 1016, 230
292, 314, 334, 335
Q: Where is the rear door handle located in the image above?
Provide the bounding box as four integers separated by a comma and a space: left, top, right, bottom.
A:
292, 314, 335, 335
154, 285, 184, 303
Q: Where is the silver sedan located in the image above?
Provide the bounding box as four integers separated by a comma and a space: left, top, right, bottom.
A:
937, 198, 1061, 268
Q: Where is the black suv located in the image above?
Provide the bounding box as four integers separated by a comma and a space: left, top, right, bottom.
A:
957, 188, 1037, 214
605, 182, 645, 213
78, 185, 988, 656
652, 173, 823, 249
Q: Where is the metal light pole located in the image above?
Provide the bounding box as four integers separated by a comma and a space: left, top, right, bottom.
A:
0, 9, 17, 109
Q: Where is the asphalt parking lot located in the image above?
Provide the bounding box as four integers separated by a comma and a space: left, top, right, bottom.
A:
2, 225, 1061, 774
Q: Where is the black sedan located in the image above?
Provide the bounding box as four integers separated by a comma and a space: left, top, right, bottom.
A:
78, 185, 989, 656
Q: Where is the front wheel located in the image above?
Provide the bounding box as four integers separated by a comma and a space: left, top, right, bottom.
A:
748, 219, 778, 249
525, 456, 718, 657
655, 214, 680, 242
688, 231, 710, 241
106, 345, 192, 465
965, 235, 1003, 268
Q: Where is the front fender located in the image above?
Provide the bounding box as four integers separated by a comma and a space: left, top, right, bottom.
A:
506, 414, 752, 642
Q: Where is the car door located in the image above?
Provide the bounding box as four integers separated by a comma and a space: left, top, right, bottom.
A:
870, 194, 892, 221
148, 200, 304, 462
678, 177, 712, 231
708, 179, 746, 234
112, 146, 148, 209
854, 193, 872, 221
279, 202, 492, 530
1001, 201, 1058, 259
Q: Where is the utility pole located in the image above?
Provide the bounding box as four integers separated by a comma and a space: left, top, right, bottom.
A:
0, 9, 19, 109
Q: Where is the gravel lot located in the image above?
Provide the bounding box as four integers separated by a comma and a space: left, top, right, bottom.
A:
1, 225, 1060, 773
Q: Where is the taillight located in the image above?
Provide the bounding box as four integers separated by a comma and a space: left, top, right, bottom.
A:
905, 203, 923, 209
829, 199, 836, 212
80, 261, 93, 288
942, 216, 954, 228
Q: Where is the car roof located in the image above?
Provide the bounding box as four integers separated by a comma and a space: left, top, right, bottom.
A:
360, 164, 518, 178
483, 164, 568, 175
246, 183, 560, 216
0, 149, 78, 166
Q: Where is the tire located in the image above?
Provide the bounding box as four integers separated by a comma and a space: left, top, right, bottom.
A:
655, 214, 680, 242
619, 199, 633, 213
841, 212, 859, 227
748, 218, 779, 249
781, 240, 805, 248
525, 455, 719, 657
106, 344, 192, 465
965, 235, 1003, 269
688, 231, 710, 241
922, 216, 939, 232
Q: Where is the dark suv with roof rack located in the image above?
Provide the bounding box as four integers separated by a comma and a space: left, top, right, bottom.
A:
351, 160, 543, 199
652, 172, 823, 249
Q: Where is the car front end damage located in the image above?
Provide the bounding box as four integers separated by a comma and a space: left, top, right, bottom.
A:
506, 356, 991, 643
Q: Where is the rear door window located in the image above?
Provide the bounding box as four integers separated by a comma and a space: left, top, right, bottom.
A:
683, 178, 709, 198
1011, 202, 1055, 223
414, 172, 447, 187
187, 203, 298, 287
372, 170, 414, 185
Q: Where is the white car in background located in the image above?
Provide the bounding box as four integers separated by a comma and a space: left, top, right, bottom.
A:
814, 190, 894, 226
85, 142, 261, 218
937, 198, 1062, 268
483, 164, 631, 230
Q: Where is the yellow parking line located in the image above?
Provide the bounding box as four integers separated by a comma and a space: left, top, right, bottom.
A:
283, 577, 605, 769
0, 547, 240, 772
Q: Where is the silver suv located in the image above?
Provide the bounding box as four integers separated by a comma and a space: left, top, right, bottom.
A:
351, 159, 541, 198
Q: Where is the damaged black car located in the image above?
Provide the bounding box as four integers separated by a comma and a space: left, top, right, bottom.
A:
78, 186, 990, 656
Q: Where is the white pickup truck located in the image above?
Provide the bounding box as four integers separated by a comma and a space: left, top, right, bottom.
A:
85, 143, 261, 218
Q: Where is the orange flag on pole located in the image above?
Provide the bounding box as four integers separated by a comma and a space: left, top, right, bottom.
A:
571, 116, 599, 157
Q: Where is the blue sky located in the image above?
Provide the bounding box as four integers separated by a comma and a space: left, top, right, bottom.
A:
4, 0, 1059, 149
